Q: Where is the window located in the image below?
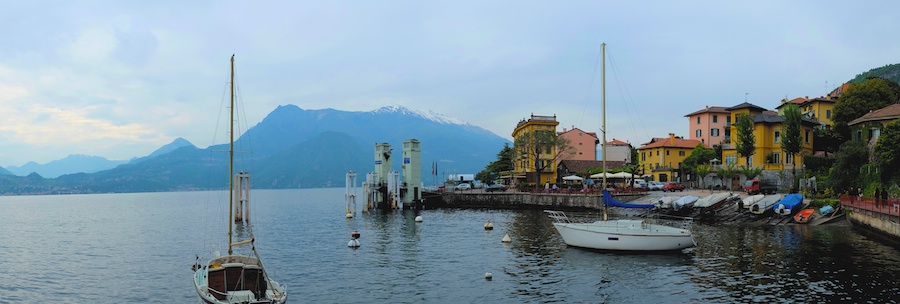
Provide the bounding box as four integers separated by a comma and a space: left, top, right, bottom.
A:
711, 128, 720, 137
786, 153, 794, 165
696, 129, 702, 137
774, 131, 781, 143
725, 155, 737, 165
871, 128, 881, 141
726, 115, 732, 124
666, 150, 670, 156
772, 152, 781, 164
826, 110, 831, 119
641, 152, 646, 161
713, 115, 718, 123
679, 151, 685, 156
657, 151, 660, 156
696, 117, 701, 124
805, 130, 810, 143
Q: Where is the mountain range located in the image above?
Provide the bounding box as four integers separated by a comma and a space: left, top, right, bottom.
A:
0, 105, 511, 194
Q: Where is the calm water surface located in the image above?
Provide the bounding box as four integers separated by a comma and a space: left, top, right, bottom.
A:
0, 188, 898, 303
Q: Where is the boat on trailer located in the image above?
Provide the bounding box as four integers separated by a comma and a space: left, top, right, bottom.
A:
794, 208, 815, 223
750, 194, 783, 215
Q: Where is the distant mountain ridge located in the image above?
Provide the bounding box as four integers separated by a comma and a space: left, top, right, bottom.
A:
849, 63, 900, 84
0, 105, 511, 194
6, 154, 129, 178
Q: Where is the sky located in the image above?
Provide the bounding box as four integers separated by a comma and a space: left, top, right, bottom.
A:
1, 1, 899, 167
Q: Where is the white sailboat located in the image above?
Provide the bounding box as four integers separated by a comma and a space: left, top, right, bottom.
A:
545, 43, 696, 251
193, 55, 287, 304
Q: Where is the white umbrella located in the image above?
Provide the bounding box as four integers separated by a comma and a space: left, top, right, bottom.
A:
609, 172, 634, 179
589, 172, 612, 179
562, 175, 583, 181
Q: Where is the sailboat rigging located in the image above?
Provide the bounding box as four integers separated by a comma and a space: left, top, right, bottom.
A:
545, 43, 696, 251
193, 55, 287, 303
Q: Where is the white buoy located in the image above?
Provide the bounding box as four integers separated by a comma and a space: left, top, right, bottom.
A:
415, 215, 423, 222
501, 234, 511, 243
348, 238, 360, 247
485, 272, 493, 280
346, 213, 353, 218
484, 221, 494, 230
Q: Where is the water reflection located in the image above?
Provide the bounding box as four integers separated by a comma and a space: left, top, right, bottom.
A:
689, 224, 900, 303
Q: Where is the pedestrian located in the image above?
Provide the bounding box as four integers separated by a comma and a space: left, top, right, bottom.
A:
858, 188, 863, 200
882, 187, 889, 207
875, 188, 881, 206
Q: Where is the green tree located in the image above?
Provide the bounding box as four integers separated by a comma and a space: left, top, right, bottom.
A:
681, 143, 716, 178
477, 143, 514, 183
740, 166, 764, 181
735, 114, 756, 167
514, 130, 572, 182
696, 164, 711, 189
813, 127, 841, 156
715, 164, 738, 190
830, 140, 868, 192
874, 118, 900, 183
832, 77, 900, 140
780, 104, 803, 190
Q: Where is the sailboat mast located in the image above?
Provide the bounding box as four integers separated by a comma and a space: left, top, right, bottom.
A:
601, 43, 606, 189
228, 55, 235, 255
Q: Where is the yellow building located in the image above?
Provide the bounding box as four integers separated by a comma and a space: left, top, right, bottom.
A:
722, 102, 817, 170
775, 96, 837, 128
637, 133, 703, 182
512, 114, 560, 184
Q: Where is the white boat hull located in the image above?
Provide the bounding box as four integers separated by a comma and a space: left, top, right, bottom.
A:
551, 220, 695, 251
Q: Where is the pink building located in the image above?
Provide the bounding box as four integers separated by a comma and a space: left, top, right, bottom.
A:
684, 106, 728, 147
557, 126, 599, 166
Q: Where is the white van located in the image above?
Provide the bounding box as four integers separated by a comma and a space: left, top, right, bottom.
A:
629, 179, 648, 189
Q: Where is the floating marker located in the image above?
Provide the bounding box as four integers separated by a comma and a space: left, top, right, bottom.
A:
348, 238, 360, 247
502, 234, 511, 243
484, 221, 494, 230
352, 231, 361, 239
415, 215, 423, 222
346, 213, 353, 219
485, 272, 493, 280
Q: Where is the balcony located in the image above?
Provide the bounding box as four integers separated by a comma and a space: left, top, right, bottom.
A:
763, 163, 784, 171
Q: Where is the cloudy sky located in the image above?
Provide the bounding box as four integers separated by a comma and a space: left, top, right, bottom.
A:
1, 1, 898, 167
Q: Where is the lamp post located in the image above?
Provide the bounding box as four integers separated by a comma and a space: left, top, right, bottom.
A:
709, 158, 720, 193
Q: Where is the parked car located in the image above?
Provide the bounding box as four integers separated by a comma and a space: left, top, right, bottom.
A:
648, 181, 664, 191
662, 182, 684, 192
485, 184, 507, 192
455, 183, 472, 191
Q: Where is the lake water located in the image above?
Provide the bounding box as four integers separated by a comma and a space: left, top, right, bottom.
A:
1, 188, 898, 303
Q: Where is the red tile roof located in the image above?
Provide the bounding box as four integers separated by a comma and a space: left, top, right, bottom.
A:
607, 139, 630, 146
684, 106, 730, 117
557, 127, 598, 138
848, 104, 900, 126
637, 136, 703, 150
829, 83, 852, 99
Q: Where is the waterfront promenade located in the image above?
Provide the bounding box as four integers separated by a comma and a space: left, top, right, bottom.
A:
839, 195, 900, 240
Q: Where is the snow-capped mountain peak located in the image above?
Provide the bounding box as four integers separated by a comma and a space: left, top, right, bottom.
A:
372, 105, 469, 125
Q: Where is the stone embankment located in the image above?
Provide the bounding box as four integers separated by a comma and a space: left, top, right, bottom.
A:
431, 189, 850, 227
